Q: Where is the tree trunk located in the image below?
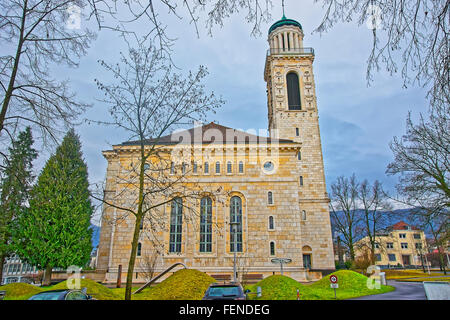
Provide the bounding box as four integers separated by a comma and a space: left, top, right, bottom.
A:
43, 265, 52, 286
0, 254, 5, 285
124, 214, 143, 300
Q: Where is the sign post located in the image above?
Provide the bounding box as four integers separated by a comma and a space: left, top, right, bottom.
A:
271, 258, 292, 275
329, 275, 338, 299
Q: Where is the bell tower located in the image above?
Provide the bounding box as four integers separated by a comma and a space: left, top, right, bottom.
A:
264, 13, 334, 273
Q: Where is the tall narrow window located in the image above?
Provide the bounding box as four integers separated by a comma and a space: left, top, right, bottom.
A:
137, 242, 142, 256
227, 161, 232, 173
204, 162, 209, 174
215, 161, 220, 174
169, 197, 183, 253
182, 162, 186, 174
193, 162, 198, 174
296, 128, 300, 136
300, 176, 304, 186
268, 191, 273, 205
170, 162, 175, 174
287, 72, 301, 110
297, 151, 302, 161
200, 197, 213, 253
270, 242, 275, 256
302, 210, 307, 220
238, 161, 244, 173
269, 216, 274, 230
230, 196, 243, 252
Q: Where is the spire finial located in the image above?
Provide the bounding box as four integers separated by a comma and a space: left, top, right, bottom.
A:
282, 0, 286, 19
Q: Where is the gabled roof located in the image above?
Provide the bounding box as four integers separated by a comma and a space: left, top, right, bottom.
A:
119, 122, 295, 146
390, 221, 420, 231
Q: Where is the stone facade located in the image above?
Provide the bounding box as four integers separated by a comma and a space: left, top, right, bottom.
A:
96, 17, 335, 284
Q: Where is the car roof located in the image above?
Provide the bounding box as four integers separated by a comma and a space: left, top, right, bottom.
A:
209, 282, 242, 287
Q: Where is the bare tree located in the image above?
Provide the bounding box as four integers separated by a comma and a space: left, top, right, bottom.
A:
138, 245, 161, 283
86, 0, 274, 53
358, 179, 392, 264
314, 0, 449, 110
0, 1, 96, 150
93, 38, 223, 300
387, 104, 450, 210
329, 174, 360, 261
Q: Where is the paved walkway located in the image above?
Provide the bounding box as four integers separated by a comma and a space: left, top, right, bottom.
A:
351, 280, 427, 300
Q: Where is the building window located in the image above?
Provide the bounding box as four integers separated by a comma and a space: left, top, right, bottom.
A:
193, 162, 198, 174
301, 210, 307, 220
299, 176, 304, 186
139, 218, 144, 230
268, 191, 273, 205
296, 128, 300, 136
215, 162, 220, 174
415, 243, 422, 249
387, 242, 394, 249
170, 162, 175, 174
270, 242, 275, 256
401, 243, 408, 249
269, 216, 274, 230
238, 161, 244, 173
137, 242, 142, 256
169, 197, 183, 253
375, 243, 380, 249
388, 254, 396, 262
204, 162, 209, 174
286, 72, 301, 110
200, 197, 212, 253
230, 196, 243, 253
303, 254, 311, 269
375, 254, 381, 261
227, 161, 232, 173
413, 234, 421, 239
399, 233, 406, 239
297, 151, 301, 161
182, 162, 186, 174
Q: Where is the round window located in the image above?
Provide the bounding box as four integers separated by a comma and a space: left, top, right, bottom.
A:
263, 161, 274, 172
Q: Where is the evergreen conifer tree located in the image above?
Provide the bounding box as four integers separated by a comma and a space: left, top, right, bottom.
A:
0, 127, 37, 284
13, 129, 93, 285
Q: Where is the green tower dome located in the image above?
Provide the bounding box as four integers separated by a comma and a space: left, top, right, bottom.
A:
268, 15, 302, 34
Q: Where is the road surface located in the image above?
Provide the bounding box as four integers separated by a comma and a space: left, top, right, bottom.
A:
352, 280, 427, 300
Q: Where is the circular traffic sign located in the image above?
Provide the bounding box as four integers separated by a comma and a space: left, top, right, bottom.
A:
330, 275, 338, 283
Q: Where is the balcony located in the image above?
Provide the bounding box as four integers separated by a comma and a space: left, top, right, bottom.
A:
267, 47, 314, 56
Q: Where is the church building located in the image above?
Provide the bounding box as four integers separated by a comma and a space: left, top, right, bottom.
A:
96, 14, 335, 283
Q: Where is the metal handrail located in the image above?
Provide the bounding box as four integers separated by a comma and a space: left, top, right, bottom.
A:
267, 47, 314, 56
133, 262, 187, 294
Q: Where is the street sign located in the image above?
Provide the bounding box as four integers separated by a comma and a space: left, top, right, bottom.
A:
330, 283, 339, 289
330, 275, 338, 284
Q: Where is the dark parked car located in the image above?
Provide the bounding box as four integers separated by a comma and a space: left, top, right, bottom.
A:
28, 289, 93, 300
202, 283, 249, 300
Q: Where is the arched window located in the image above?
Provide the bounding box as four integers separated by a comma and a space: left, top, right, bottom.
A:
216, 161, 220, 174
200, 197, 213, 253
287, 72, 301, 110
169, 197, 183, 253
230, 196, 243, 252
270, 241, 275, 256
268, 191, 273, 205
269, 216, 274, 230
302, 210, 307, 220
238, 161, 244, 173
137, 242, 142, 256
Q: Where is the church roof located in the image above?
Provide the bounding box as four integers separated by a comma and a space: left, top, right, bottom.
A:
268, 15, 302, 34
119, 122, 295, 146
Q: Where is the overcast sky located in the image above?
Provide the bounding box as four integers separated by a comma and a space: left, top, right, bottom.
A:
37, 1, 429, 224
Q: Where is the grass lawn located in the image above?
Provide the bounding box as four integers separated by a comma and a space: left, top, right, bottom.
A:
395, 277, 450, 282
246, 270, 395, 300
2, 269, 397, 300
382, 269, 447, 280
